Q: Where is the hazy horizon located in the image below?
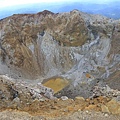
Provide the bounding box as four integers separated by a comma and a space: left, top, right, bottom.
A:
0, 0, 120, 20
0, 0, 119, 9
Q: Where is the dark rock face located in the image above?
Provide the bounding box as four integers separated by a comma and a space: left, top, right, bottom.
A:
0, 10, 119, 95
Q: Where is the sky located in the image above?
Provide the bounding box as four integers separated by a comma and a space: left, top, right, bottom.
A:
0, 0, 117, 8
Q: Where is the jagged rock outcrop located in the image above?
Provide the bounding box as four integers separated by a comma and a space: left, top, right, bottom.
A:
0, 10, 120, 96
0, 10, 89, 79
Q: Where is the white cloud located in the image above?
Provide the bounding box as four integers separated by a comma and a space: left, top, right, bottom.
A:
0, 0, 40, 8
0, 0, 62, 8
0, 0, 117, 8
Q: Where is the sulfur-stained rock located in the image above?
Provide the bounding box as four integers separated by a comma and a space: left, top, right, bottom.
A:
106, 99, 120, 114
101, 105, 110, 113
0, 9, 119, 84
0, 10, 89, 79
75, 96, 85, 101
0, 10, 120, 115
42, 77, 69, 94
84, 105, 100, 111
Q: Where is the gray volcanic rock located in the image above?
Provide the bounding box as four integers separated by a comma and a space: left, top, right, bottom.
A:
0, 10, 119, 97
0, 10, 89, 79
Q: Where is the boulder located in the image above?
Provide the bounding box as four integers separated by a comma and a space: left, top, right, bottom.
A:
106, 99, 120, 114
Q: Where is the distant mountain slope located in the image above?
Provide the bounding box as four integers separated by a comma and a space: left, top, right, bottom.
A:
0, 1, 120, 20
57, 2, 120, 19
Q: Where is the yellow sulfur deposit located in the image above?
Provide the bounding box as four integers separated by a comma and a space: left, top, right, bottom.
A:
42, 77, 70, 94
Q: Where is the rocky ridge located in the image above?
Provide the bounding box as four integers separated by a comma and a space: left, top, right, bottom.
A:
0, 10, 120, 119
0, 10, 119, 81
